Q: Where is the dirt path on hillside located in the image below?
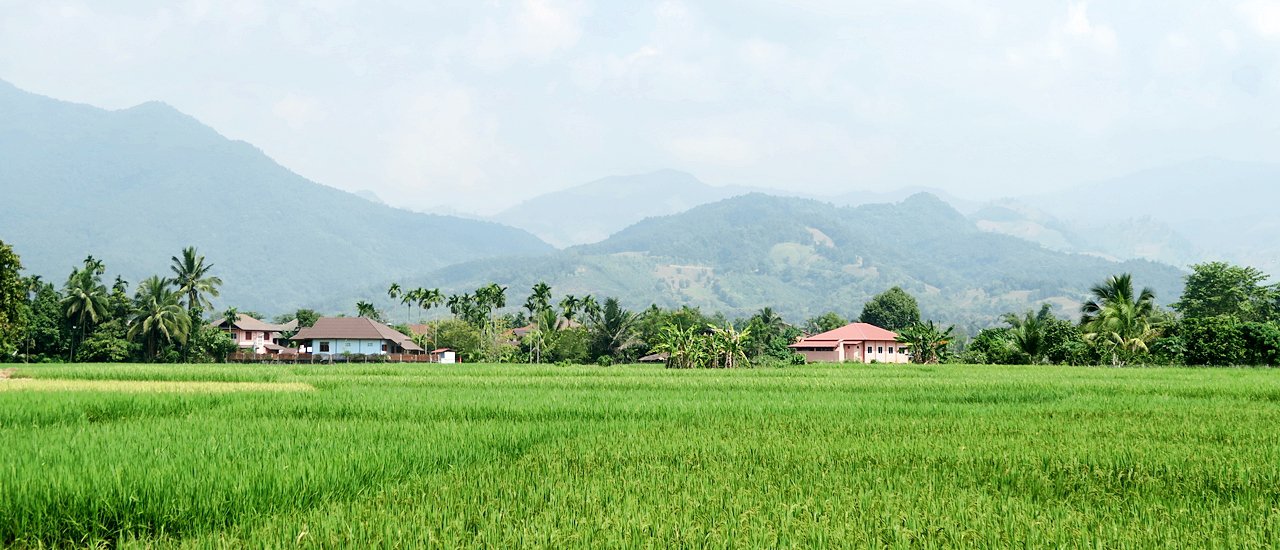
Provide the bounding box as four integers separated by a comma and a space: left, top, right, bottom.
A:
0, 368, 15, 380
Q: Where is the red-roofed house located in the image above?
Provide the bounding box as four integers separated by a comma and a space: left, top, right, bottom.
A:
788, 322, 909, 364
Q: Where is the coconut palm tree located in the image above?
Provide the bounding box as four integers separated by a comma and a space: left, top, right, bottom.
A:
60, 267, 109, 361
1003, 303, 1054, 364
1080, 274, 1159, 365
587, 297, 643, 360
128, 276, 191, 360
169, 247, 222, 317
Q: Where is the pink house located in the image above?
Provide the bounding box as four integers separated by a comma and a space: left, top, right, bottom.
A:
788, 322, 910, 364
210, 314, 298, 354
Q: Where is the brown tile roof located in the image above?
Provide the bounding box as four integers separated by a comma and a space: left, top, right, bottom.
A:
292, 317, 423, 352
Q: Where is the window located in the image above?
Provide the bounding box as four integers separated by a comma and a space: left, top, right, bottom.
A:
878, 347, 884, 354
382, 343, 388, 352
319, 342, 330, 352
889, 347, 895, 354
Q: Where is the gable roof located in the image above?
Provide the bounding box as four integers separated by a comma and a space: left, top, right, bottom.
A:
790, 322, 899, 347
211, 314, 294, 333
291, 317, 423, 352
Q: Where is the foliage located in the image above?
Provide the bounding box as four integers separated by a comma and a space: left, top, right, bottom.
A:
169, 246, 222, 317
1241, 322, 1280, 366
127, 276, 192, 360
0, 239, 26, 357
859, 286, 920, 331
897, 321, 955, 364
1080, 273, 1160, 365
1180, 315, 1246, 366
1174, 262, 1276, 322
803, 312, 848, 335
653, 322, 753, 369
60, 261, 110, 361
586, 297, 644, 362
419, 319, 484, 363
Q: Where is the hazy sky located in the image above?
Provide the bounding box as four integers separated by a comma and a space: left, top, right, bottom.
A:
2, 1, 1277, 213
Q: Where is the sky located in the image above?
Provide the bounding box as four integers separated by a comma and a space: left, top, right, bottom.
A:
1, 0, 1277, 214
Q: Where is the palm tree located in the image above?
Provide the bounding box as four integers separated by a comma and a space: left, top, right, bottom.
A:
587, 297, 643, 360
1003, 304, 1054, 364
524, 307, 562, 363
169, 247, 222, 317
128, 276, 191, 360
525, 282, 552, 317
388, 283, 404, 321
581, 295, 601, 320
1080, 274, 1159, 365
560, 295, 582, 323
898, 321, 955, 364
60, 267, 109, 361
355, 300, 381, 320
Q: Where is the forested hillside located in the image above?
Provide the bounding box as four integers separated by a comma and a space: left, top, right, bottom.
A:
0, 80, 550, 311
411, 193, 1186, 329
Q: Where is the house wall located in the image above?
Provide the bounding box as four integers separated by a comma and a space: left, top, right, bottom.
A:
861, 339, 909, 364
795, 347, 839, 363
309, 339, 389, 355
231, 329, 280, 353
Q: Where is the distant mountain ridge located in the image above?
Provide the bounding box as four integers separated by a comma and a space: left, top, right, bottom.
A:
492, 170, 772, 247
410, 192, 1186, 330
0, 79, 551, 312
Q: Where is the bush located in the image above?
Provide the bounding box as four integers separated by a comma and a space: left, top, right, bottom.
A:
596, 355, 613, 367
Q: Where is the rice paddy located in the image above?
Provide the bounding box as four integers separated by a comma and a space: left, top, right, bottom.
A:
2, 363, 1278, 548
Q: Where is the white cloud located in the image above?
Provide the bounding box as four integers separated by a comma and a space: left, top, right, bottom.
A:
471, 0, 586, 66
1238, 0, 1280, 38
1062, 2, 1118, 54
271, 94, 324, 129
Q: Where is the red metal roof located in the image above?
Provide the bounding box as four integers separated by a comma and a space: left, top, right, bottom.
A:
789, 322, 899, 348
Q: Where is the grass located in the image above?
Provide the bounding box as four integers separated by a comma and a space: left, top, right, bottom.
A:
1, 363, 1278, 548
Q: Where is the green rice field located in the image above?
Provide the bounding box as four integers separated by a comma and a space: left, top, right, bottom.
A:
2, 363, 1279, 548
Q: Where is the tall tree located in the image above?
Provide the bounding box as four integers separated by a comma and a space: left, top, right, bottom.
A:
0, 240, 26, 356
525, 282, 553, 317
388, 283, 404, 322
860, 287, 921, 331
169, 247, 222, 318
60, 267, 109, 361
1174, 262, 1275, 322
1080, 273, 1159, 365
128, 276, 191, 360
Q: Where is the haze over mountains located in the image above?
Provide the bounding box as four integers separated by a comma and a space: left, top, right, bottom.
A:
6, 80, 1273, 327
0, 80, 550, 310
494, 158, 1280, 276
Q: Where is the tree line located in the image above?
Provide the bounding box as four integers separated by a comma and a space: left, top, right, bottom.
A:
2, 237, 1277, 367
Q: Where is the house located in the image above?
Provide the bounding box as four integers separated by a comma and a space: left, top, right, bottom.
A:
290, 317, 424, 356
788, 322, 910, 364
210, 314, 298, 354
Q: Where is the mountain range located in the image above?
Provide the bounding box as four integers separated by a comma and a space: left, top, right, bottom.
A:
1, 80, 1241, 329
0, 79, 550, 310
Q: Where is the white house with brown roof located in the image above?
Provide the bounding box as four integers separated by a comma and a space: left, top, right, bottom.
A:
788, 322, 910, 364
291, 317, 424, 356
210, 314, 298, 354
